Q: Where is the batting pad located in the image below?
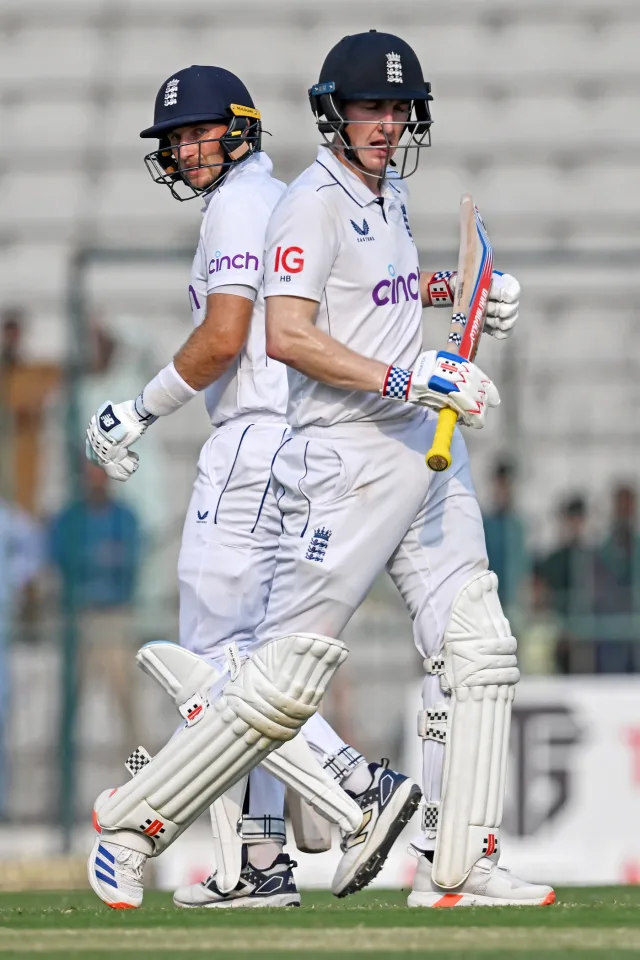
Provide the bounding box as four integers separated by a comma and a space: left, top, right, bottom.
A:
209, 777, 247, 894
264, 735, 363, 834
431, 571, 520, 888
95, 634, 347, 854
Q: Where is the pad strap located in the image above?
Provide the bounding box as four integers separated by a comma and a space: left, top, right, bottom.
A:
126, 746, 152, 777
417, 707, 448, 743
421, 801, 439, 835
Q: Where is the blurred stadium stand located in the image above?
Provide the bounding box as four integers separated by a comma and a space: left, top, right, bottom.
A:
0, 0, 639, 844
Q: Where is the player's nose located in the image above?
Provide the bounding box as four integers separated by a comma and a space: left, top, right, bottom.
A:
379, 114, 396, 135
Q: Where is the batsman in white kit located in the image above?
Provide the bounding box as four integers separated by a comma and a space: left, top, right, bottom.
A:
254, 30, 554, 907
85, 64, 421, 909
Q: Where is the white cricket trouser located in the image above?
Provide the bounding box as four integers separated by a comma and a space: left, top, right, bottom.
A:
255, 411, 489, 822
177, 420, 354, 832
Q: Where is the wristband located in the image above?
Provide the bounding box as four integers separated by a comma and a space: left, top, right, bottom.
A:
141, 361, 198, 417
381, 365, 412, 401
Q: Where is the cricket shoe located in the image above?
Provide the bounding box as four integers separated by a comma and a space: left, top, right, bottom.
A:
407, 850, 556, 907
87, 836, 147, 909
173, 852, 301, 909
332, 760, 422, 898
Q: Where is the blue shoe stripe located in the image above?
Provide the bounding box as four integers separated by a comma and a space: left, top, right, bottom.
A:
95, 869, 118, 889
97, 843, 115, 864
95, 856, 115, 876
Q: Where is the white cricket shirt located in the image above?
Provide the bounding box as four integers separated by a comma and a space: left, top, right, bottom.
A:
190, 151, 288, 427
263, 146, 423, 428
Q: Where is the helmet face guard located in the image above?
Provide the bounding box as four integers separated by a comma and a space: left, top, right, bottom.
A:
144, 104, 262, 202
308, 81, 432, 182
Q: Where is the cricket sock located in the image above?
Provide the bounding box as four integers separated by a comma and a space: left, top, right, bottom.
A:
342, 761, 374, 796
246, 841, 284, 870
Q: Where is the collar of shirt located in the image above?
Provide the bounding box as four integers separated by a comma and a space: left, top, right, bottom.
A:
201, 151, 274, 210
314, 145, 401, 208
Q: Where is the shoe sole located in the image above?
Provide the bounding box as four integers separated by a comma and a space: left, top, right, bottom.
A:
407, 889, 556, 908
173, 894, 301, 909
334, 782, 422, 898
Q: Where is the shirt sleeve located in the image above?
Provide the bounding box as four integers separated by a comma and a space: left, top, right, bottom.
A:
209, 283, 257, 302
263, 187, 340, 302
202, 189, 268, 295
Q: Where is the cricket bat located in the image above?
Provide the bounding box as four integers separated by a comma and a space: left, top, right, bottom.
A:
425, 194, 494, 471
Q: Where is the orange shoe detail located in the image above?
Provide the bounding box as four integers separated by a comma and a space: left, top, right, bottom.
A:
433, 894, 464, 907
108, 901, 138, 910
92, 809, 102, 834
541, 890, 556, 906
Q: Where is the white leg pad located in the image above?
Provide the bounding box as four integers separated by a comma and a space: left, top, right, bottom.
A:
431, 571, 520, 889
264, 736, 363, 834
95, 634, 347, 854
288, 793, 333, 853
209, 777, 247, 894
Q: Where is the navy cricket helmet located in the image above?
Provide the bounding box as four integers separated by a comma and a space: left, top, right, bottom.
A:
141, 65, 262, 201
308, 30, 433, 179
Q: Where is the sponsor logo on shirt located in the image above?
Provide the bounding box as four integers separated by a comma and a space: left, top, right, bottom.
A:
372, 263, 420, 306
350, 218, 374, 242
208, 251, 259, 274
274, 245, 305, 276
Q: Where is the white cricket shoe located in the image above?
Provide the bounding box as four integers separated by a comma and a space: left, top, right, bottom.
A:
332, 760, 422, 898
407, 851, 555, 907
174, 852, 300, 909
87, 837, 147, 909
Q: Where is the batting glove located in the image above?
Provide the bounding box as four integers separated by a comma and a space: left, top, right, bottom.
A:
426, 270, 520, 340
86, 397, 156, 483
382, 350, 500, 429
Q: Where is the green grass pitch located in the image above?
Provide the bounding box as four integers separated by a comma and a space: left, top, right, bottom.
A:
1, 888, 640, 958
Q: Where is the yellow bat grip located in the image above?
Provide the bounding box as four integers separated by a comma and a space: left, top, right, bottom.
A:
426, 407, 458, 472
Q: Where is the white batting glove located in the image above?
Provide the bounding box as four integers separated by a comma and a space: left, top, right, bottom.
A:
426, 270, 520, 340
85, 397, 156, 483
381, 350, 500, 429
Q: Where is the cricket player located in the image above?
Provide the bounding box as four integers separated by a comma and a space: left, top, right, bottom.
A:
251, 30, 555, 907
85, 64, 420, 909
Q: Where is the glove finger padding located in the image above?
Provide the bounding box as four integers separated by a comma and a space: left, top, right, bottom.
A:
489, 272, 520, 304
103, 452, 139, 482
485, 300, 518, 321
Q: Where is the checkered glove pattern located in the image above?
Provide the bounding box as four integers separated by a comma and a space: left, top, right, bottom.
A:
381, 365, 413, 401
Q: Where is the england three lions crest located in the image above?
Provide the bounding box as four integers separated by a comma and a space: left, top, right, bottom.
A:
306, 527, 332, 563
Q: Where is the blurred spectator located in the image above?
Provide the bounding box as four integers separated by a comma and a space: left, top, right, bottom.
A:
537, 496, 597, 617
0, 308, 61, 513
598, 485, 640, 612
482, 459, 528, 612
0, 499, 44, 817
593, 484, 640, 674
538, 496, 598, 673
49, 461, 141, 750
512, 566, 562, 675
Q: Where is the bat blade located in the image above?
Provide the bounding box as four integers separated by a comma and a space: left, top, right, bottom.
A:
426, 195, 494, 472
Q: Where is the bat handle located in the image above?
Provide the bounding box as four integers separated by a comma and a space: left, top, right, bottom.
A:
426, 407, 458, 472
